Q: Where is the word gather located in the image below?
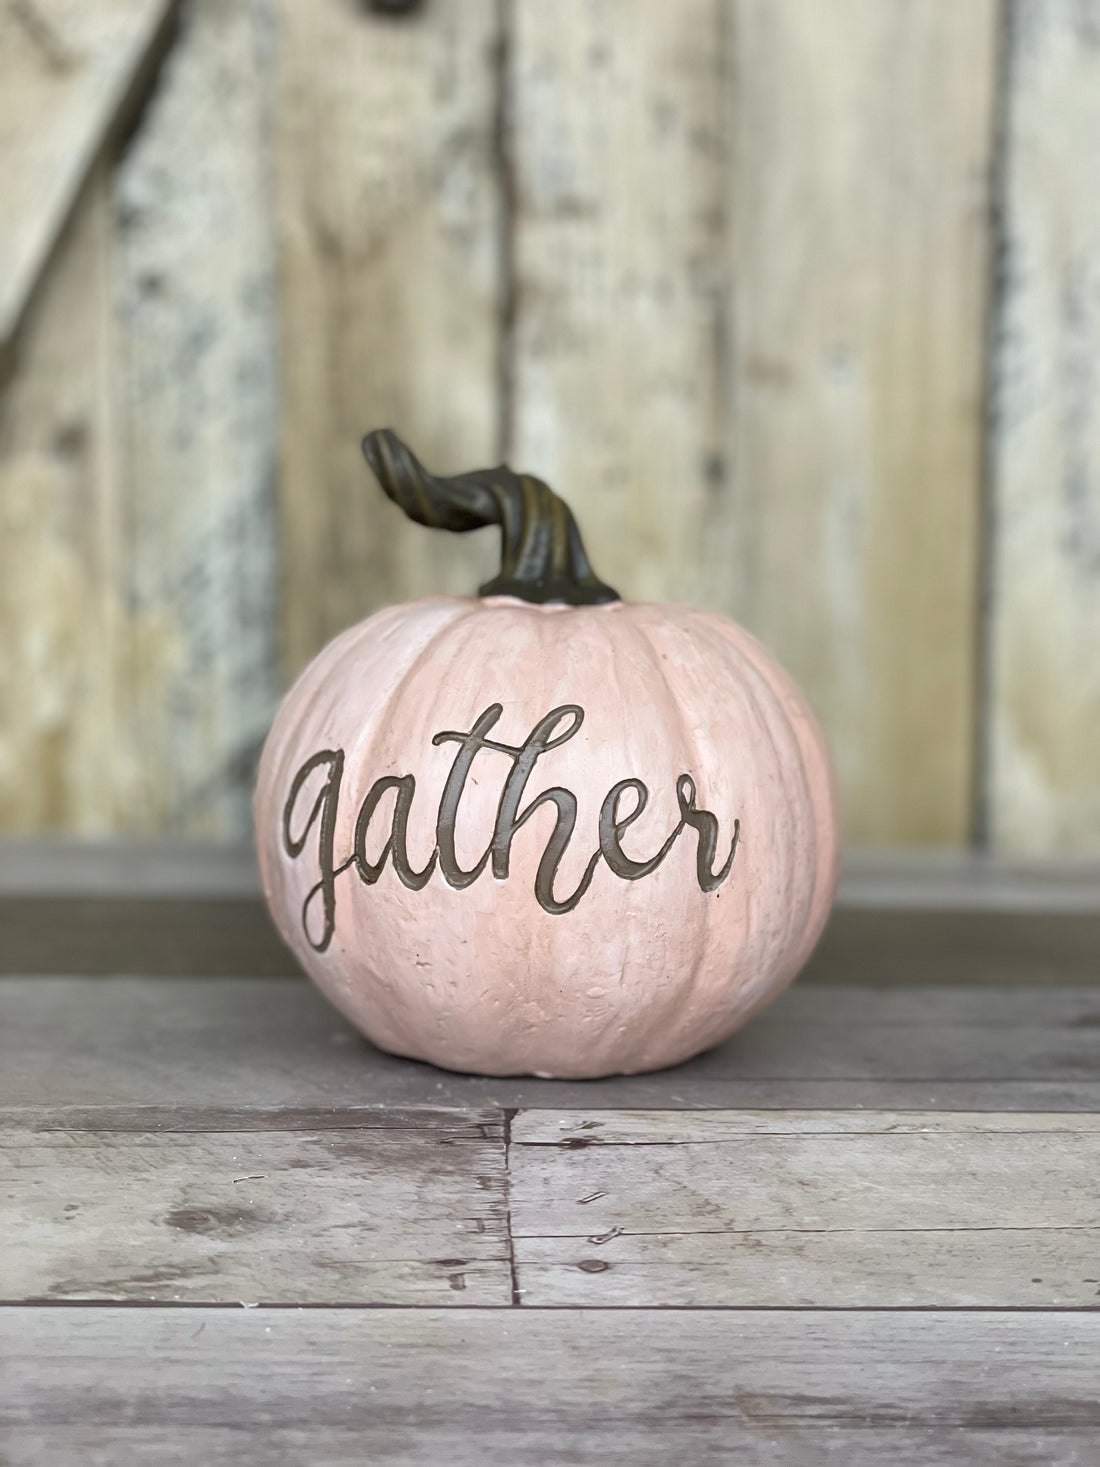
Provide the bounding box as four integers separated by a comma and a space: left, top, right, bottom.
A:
283, 703, 740, 950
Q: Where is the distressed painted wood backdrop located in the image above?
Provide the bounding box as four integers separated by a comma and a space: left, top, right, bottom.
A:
1, 0, 1098, 852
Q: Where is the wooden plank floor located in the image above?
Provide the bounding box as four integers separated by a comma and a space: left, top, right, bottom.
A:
7, 1309, 1100, 1466
2, 966, 1100, 1463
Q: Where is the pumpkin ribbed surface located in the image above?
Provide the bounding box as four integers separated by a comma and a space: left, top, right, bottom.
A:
255, 594, 838, 1078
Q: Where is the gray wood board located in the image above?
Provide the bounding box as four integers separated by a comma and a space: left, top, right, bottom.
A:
0, 898, 296, 977
1, 1108, 508, 1306
1, 978, 1099, 1112
510, 1109, 1100, 1308
7, 842, 1100, 906
4, 1307, 1100, 1465
2, 899, 1099, 983
6, 1104, 1098, 1311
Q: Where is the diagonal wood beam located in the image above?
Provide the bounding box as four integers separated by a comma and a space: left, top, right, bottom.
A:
0, 0, 182, 381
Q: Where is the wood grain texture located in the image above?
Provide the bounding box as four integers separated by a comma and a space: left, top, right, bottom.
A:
988, 0, 1100, 854
0, 0, 177, 367
5, 1307, 1100, 1465
517, 1108, 1100, 1141
511, 1109, 1100, 1306
111, 0, 279, 836
726, 0, 996, 845
275, 0, 502, 676
517, 1228, 1100, 1311
0, 1109, 508, 1305
0, 176, 119, 832
2, 978, 1099, 1112
507, 0, 731, 605
0, 1, 275, 838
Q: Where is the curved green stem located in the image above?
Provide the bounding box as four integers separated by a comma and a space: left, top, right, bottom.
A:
362, 429, 620, 607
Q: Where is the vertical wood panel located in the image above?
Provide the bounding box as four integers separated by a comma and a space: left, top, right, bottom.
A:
507, 0, 997, 846
276, 0, 503, 678
112, 0, 278, 835
0, 177, 118, 832
726, 0, 997, 844
988, 0, 1100, 854
508, 0, 730, 607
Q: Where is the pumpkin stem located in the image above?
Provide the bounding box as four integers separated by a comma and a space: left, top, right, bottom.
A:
361, 429, 621, 607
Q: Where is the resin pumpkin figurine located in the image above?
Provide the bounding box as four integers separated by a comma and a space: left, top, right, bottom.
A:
255, 430, 839, 1078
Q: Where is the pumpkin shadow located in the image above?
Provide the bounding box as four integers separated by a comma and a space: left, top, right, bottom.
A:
342, 981, 813, 1110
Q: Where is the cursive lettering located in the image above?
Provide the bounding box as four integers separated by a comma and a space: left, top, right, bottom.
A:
281, 705, 739, 950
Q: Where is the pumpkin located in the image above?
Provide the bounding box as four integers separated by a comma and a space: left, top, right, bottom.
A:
255, 431, 839, 1078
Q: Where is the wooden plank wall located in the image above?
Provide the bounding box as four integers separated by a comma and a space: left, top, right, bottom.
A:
0, 0, 177, 370
725, 0, 995, 845
0, 0, 1098, 853
112, 0, 278, 835
987, 0, 1100, 854
275, 0, 502, 673
0, 171, 117, 831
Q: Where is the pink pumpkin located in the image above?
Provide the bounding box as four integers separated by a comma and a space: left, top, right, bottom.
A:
255, 431, 839, 1078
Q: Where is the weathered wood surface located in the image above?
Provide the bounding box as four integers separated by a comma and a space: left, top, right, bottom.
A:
0, 177, 118, 833
3, 978, 1098, 1112
724, 0, 996, 845
5, 1307, 1100, 1465
10, 1100, 1093, 1310
0, 0, 177, 368
275, 0, 502, 676
511, 1109, 1100, 1306
1, 1109, 508, 1305
508, 0, 730, 607
111, 0, 279, 836
4, 2, 1100, 853
0, 0, 277, 838
505, 0, 996, 847
988, 0, 1100, 855
517, 1227, 1100, 1311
